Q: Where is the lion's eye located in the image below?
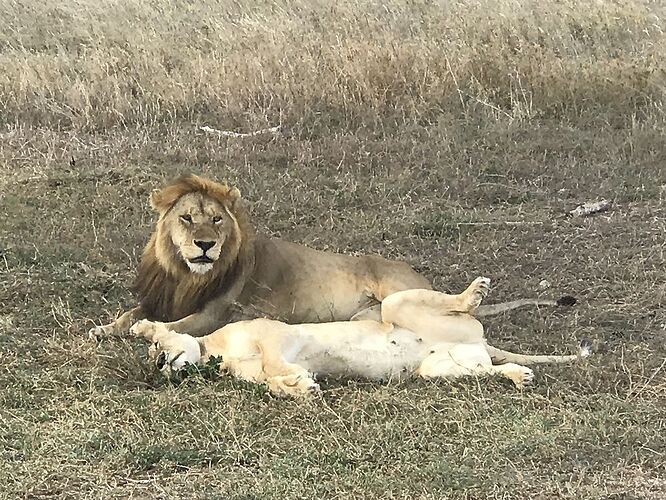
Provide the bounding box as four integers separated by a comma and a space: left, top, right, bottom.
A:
212, 216, 223, 224
180, 214, 192, 223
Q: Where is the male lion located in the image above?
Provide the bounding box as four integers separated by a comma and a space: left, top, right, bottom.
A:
89, 174, 574, 339
131, 277, 591, 398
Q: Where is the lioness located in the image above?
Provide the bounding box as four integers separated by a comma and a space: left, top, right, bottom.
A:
89, 174, 574, 339
131, 277, 590, 397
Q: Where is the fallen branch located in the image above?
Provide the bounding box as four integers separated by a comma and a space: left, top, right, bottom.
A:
569, 199, 611, 217
199, 125, 281, 138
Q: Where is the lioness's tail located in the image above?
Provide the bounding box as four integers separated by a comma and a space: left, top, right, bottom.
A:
486, 339, 592, 365
475, 295, 577, 317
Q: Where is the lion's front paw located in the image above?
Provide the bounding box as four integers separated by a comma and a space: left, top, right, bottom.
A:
463, 276, 491, 310
88, 324, 114, 341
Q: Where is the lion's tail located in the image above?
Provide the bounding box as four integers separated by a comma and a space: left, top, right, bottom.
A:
486, 339, 592, 365
475, 295, 577, 317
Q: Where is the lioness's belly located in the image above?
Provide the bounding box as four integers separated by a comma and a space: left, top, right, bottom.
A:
286, 322, 431, 380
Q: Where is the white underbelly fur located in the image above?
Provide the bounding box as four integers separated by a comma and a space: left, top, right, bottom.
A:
287, 324, 431, 380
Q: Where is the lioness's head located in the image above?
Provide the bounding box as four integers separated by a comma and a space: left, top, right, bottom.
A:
131, 319, 202, 373
149, 174, 243, 275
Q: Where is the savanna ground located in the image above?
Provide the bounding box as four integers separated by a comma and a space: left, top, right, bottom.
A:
1, 0, 665, 498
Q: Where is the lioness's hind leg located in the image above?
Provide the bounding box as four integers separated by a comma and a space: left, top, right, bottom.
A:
382, 276, 490, 322
488, 363, 535, 389
459, 277, 491, 312
417, 346, 534, 389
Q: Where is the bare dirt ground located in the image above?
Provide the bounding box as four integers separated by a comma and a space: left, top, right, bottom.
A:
1, 1, 665, 498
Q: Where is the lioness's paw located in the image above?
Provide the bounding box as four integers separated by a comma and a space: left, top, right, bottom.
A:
305, 381, 322, 396
267, 374, 321, 399
130, 319, 164, 338
509, 366, 534, 389
464, 276, 491, 310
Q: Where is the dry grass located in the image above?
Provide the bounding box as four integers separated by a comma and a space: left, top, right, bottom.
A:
1, 0, 665, 498
1, 0, 664, 132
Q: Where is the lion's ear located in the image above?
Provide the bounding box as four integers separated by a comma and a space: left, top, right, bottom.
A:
227, 187, 242, 209
149, 186, 182, 213
149, 189, 163, 212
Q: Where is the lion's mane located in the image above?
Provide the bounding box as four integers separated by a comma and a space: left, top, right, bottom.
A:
134, 175, 255, 321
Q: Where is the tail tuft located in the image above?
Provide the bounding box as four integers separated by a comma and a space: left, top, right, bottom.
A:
579, 338, 593, 358
557, 295, 577, 307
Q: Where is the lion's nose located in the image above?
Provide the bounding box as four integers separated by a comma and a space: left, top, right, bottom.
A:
194, 240, 215, 252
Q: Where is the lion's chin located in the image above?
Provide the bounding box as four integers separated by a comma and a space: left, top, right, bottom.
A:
186, 261, 215, 274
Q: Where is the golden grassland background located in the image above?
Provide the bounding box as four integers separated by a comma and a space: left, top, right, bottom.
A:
0, 1, 665, 498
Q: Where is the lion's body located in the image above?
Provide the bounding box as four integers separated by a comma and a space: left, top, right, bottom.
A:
89, 175, 573, 340
237, 237, 428, 324
133, 278, 589, 398
90, 175, 428, 339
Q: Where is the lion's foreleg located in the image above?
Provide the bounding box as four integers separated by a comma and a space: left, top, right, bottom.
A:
162, 311, 225, 337
88, 305, 146, 340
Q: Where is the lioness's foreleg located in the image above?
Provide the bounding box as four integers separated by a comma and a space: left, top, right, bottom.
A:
265, 373, 321, 398
256, 338, 320, 398
88, 305, 146, 340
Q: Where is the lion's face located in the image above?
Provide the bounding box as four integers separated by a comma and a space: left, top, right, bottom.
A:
159, 192, 238, 274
